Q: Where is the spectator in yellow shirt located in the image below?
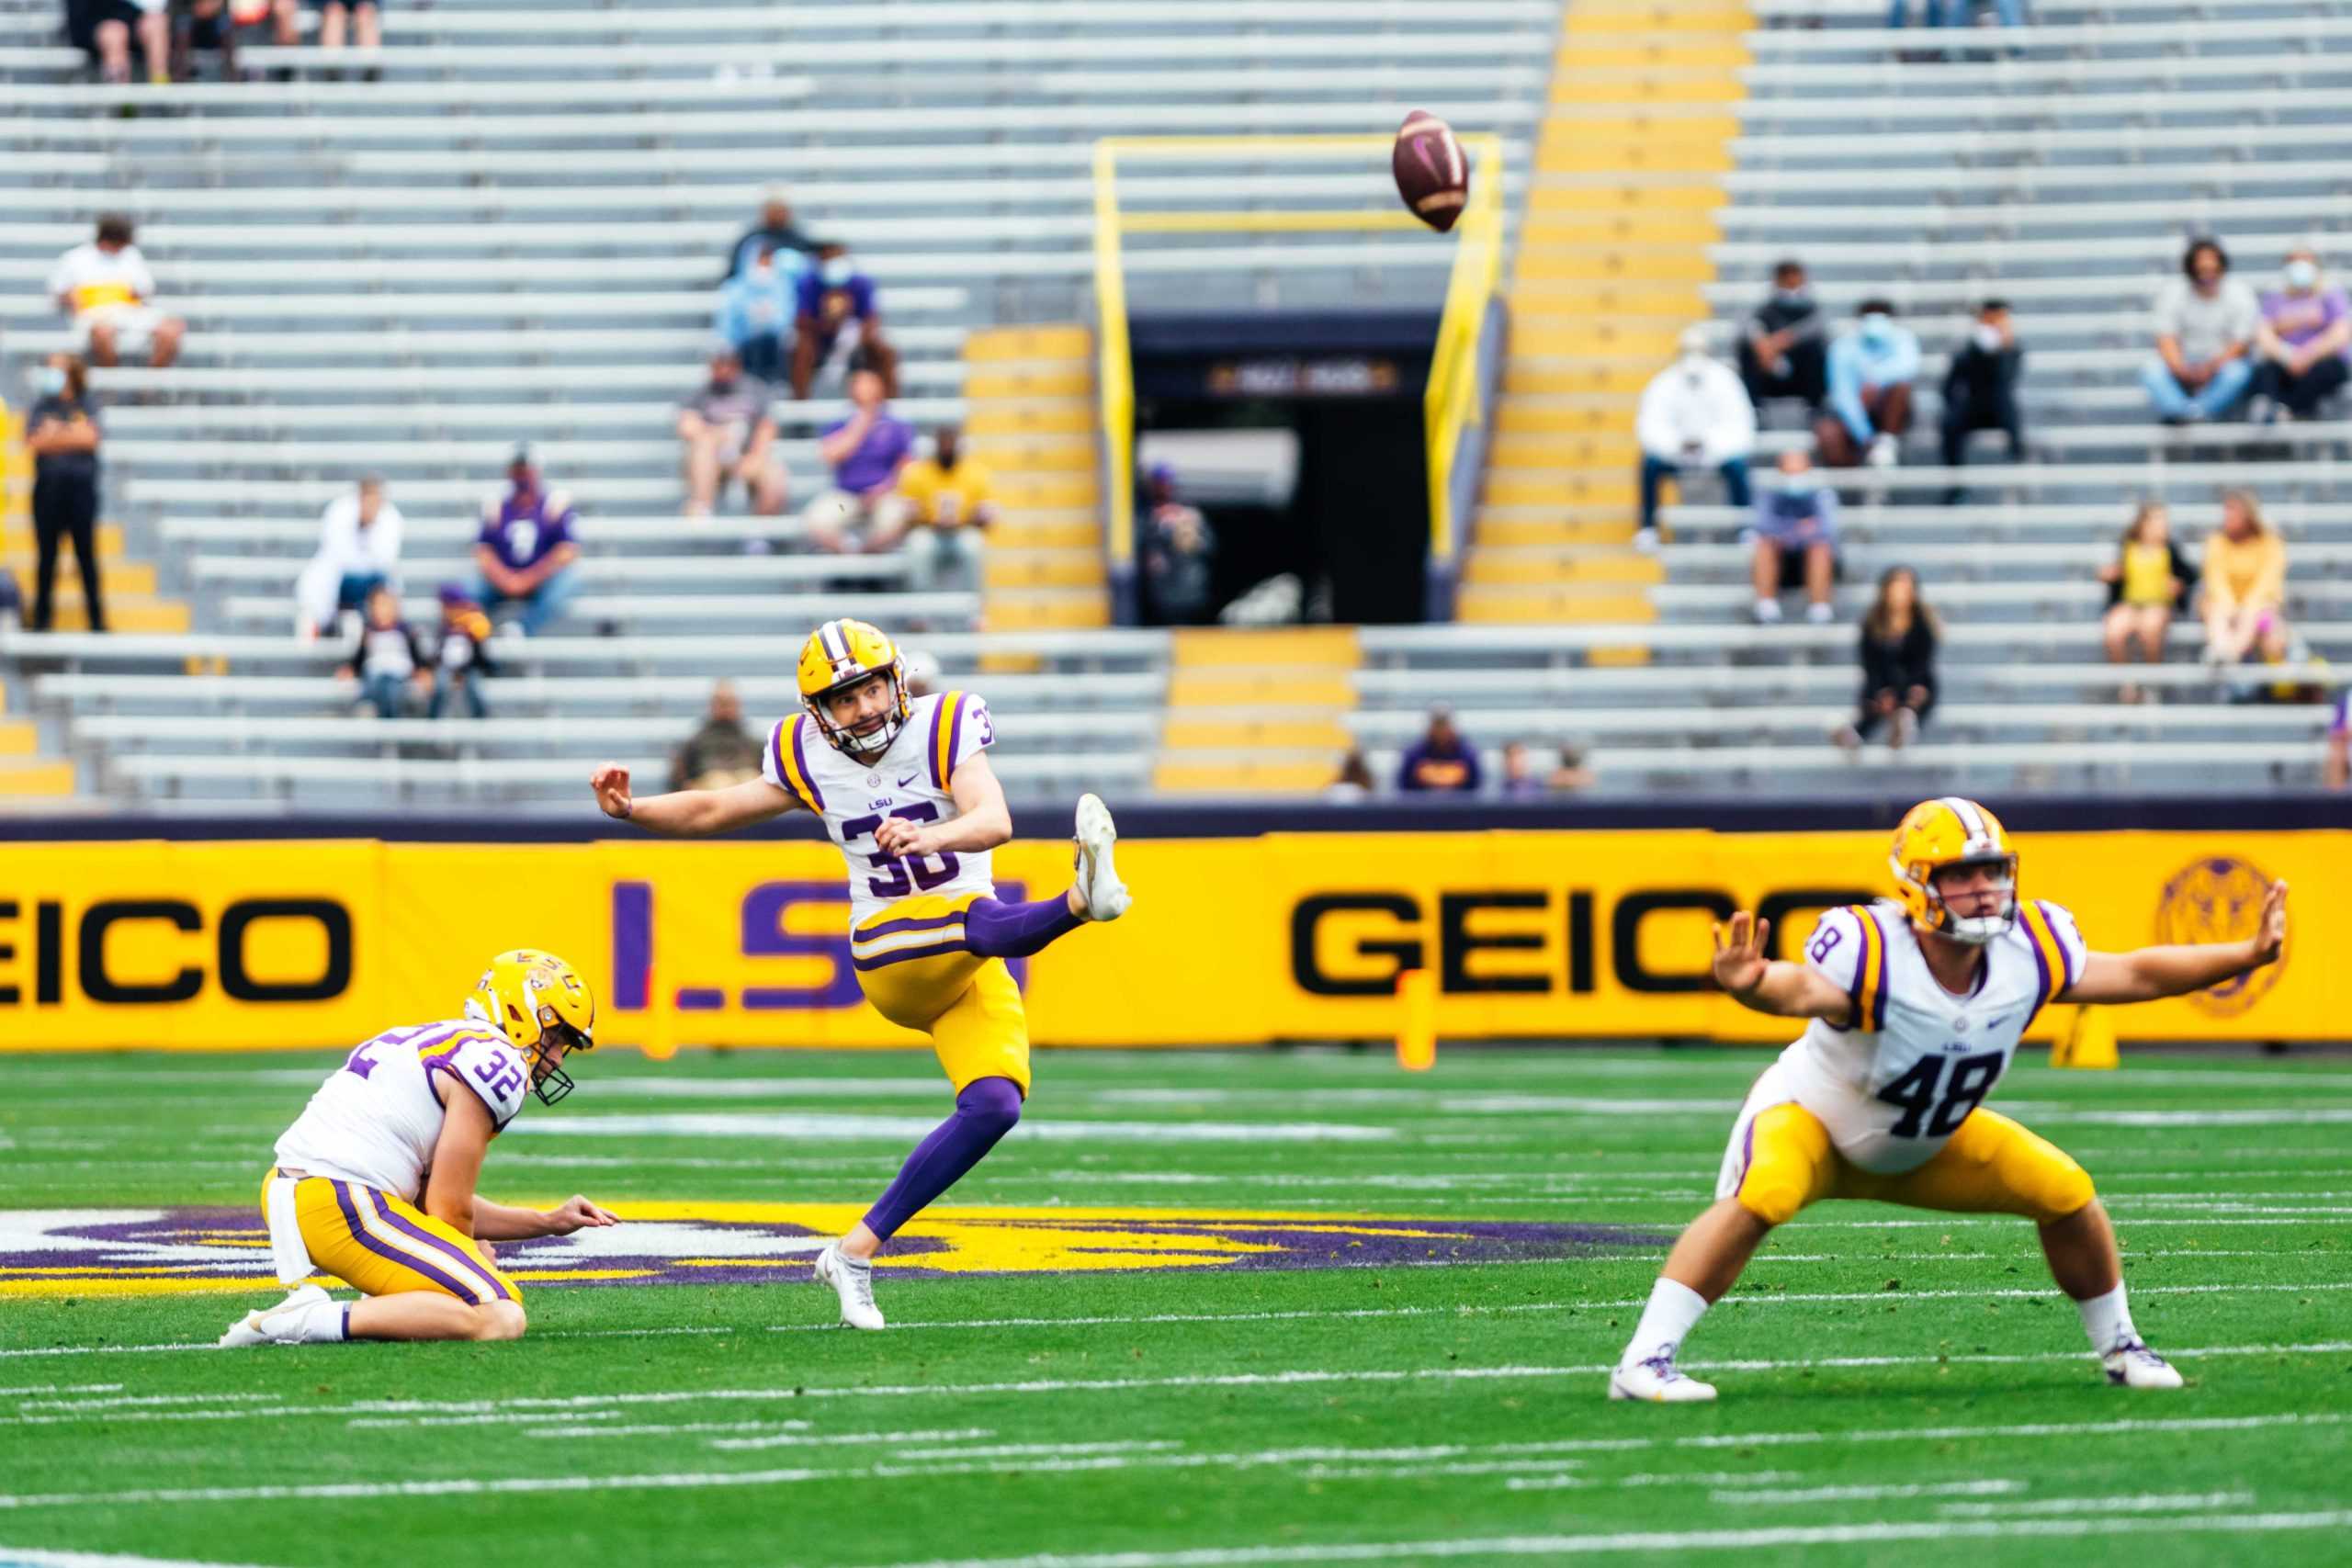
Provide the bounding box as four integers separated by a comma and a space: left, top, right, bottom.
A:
895, 424, 996, 592
2201, 488, 2290, 668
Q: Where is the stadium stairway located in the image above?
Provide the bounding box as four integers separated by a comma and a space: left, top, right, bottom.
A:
0, 406, 81, 797
1460, 0, 1748, 627
1151, 627, 1361, 794
962, 325, 1108, 634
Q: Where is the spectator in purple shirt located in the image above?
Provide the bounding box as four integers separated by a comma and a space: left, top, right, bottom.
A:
1397, 706, 1482, 794
2247, 244, 2352, 424
790, 246, 897, 401
468, 445, 581, 637
804, 359, 915, 555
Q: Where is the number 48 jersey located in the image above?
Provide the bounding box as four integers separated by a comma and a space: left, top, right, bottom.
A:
1770, 898, 2088, 1174
763, 689, 999, 928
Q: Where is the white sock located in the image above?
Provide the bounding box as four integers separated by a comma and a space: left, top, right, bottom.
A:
1621, 1278, 1709, 1366
295, 1299, 349, 1343
2075, 1282, 2139, 1354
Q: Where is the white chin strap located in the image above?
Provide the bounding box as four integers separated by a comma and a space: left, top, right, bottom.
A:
1942, 911, 2015, 946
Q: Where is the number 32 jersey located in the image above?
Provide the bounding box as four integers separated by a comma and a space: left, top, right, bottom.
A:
273, 1020, 533, 1201
1770, 898, 2088, 1173
763, 689, 997, 928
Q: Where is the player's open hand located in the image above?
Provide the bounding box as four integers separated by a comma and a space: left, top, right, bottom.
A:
591, 763, 633, 820
873, 815, 935, 859
1711, 910, 1772, 997
543, 1195, 620, 1235
2250, 878, 2289, 965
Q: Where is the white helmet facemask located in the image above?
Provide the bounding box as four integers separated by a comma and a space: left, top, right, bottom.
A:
1926, 856, 2018, 945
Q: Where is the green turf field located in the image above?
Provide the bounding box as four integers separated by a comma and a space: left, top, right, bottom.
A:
2, 1043, 2348, 1568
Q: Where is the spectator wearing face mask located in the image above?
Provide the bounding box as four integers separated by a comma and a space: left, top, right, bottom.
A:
1738, 259, 1827, 412
721, 188, 824, 285
2144, 237, 2260, 426
714, 245, 794, 384
1817, 300, 1920, 469
1938, 299, 2025, 503
2247, 245, 2352, 425
791, 245, 897, 402
22, 353, 106, 634
1634, 325, 1756, 552
1748, 448, 1838, 626
293, 475, 402, 641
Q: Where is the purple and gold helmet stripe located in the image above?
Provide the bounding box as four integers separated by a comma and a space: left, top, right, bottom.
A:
929, 691, 963, 792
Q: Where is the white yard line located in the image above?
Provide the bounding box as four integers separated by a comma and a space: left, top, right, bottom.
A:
0, 1549, 295, 1568
1938, 1490, 2254, 1517
1712, 1479, 2022, 1505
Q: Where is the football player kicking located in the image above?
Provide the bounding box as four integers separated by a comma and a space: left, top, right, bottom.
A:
221, 950, 619, 1347
590, 617, 1130, 1330
1611, 796, 2289, 1403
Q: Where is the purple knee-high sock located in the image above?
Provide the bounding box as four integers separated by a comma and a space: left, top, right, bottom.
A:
861, 1077, 1024, 1241
962, 893, 1081, 959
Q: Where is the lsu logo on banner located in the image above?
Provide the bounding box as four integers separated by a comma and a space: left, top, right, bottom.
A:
2155, 856, 2288, 1018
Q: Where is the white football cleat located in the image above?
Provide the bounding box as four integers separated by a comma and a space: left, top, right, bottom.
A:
1607, 1349, 1718, 1404
814, 1243, 886, 1331
2103, 1339, 2184, 1389
218, 1283, 331, 1348
1070, 793, 1131, 922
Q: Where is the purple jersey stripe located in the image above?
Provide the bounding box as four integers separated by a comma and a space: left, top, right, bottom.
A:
926, 694, 948, 792
853, 940, 972, 972
2040, 900, 2077, 990
331, 1181, 481, 1303
854, 910, 967, 942
425, 1058, 511, 1131
769, 720, 789, 800
365, 1187, 513, 1303
790, 716, 825, 811
1863, 908, 1891, 1032
944, 694, 967, 787
1841, 907, 1869, 1020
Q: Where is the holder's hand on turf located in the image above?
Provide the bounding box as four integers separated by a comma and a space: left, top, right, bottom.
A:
2249, 879, 2290, 966
543, 1195, 619, 1235
1711, 910, 1773, 999
591, 763, 634, 821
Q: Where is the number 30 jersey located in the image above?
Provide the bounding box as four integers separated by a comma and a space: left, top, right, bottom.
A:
273, 1020, 533, 1201
763, 689, 998, 928
1773, 898, 2089, 1173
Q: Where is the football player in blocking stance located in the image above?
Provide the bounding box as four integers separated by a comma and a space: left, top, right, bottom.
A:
221, 951, 619, 1347
1611, 797, 2289, 1403
591, 617, 1130, 1329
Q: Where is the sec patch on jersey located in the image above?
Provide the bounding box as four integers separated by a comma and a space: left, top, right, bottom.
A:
1393, 108, 1469, 232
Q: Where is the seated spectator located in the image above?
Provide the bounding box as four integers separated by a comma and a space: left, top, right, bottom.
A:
1634, 325, 1755, 552
677, 347, 786, 520
1329, 747, 1375, 802
1888, 0, 2021, 27
1501, 740, 1594, 795
2098, 500, 2195, 701
721, 187, 823, 286
804, 357, 915, 555
1816, 300, 1918, 469
1397, 706, 1481, 793
670, 681, 765, 791
1938, 299, 2024, 502
336, 586, 431, 718
2247, 244, 2351, 425
714, 246, 794, 384
2143, 237, 2259, 425
469, 445, 581, 637
48, 215, 184, 369
308, 0, 380, 54
791, 246, 896, 401
23, 353, 106, 634
1748, 447, 1838, 626
1836, 566, 1939, 752
67, 0, 169, 85
170, 1, 268, 83
1140, 465, 1218, 626
427, 584, 495, 720
294, 475, 401, 640
896, 424, 996, 592
1737, 259, 1827, 412
2200, 489, 2288, 668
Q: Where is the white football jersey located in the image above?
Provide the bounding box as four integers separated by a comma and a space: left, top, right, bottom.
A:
273, 1018, 534, 1201
763, 688, 998, 927
1765, 897, 2088, 1173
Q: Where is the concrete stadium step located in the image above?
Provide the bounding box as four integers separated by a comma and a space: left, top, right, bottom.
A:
1154, 628, 1361, 795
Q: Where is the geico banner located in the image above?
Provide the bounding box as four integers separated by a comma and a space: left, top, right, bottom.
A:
0, 830, 2339, 1049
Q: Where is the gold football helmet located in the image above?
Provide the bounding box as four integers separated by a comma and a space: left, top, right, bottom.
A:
797, 617, 910, 759
467, 949, 595, 1104
1888, 796, 2019, 945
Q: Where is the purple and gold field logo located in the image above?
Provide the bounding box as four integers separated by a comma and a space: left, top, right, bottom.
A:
2155, 856, 2284, 1018
0, 1204, 1663, 1299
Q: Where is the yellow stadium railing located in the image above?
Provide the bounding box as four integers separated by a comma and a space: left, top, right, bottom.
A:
1090, 133, 1507, 622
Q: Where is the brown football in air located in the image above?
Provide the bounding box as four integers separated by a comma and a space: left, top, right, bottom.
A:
1393, 109, 1469, 232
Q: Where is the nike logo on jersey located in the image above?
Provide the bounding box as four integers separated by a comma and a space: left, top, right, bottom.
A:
898, 772, 920, 787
